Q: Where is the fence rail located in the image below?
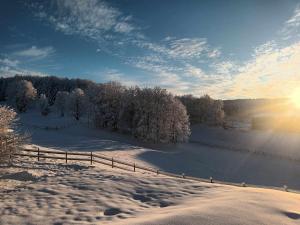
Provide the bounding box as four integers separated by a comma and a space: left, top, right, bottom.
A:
15, 148, 159, 174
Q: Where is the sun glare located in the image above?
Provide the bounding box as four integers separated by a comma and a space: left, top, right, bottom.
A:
290, 89, 300, 109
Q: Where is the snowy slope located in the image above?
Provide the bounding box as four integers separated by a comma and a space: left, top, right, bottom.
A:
18, 111, 300, 190
1, 161, 300, 225
1, 110, 300, 224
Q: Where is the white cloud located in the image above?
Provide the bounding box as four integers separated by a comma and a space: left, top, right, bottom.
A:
280, 5, 300, 40
135, 37, 221, 60
102, 69, 138, 86
34, 0, 136, 44
0, 65, 48, 78
226, 41, 300, 99
253, 41, 277, 56
166, 38, 208, 59
212, 61, 235, 75
185, 65, 205, 78
207, 48, 221, 58
114, 21, 134, 33
14, 46, 55, 59
0, 58, 19, 67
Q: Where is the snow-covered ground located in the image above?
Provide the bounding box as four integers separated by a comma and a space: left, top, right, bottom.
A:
1, 110, 300, 224
18, 111, 300, 190
1, 160, 300, 225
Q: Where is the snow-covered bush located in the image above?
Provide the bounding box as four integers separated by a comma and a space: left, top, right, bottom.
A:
6, 80, 37, 112
0, 106, 23, 164
54, 91, 69, 117
68, 88, 86, 120
0, 106, 16, 133
38, 94, 50, 116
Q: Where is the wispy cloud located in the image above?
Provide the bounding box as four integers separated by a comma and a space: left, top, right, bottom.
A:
134, 37, 220, 61
280, 5, 300, 40
13, 46, 55, 59
212, 61, 235, 75
0, 58, 19, 67
164, 38, 207, 59
0, 65, 48, 78
102, 69, 138, 86
227, 41, 300, 99
33, 0, 136, 49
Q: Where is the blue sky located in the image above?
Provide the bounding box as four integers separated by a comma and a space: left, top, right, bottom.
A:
1, 0, 300, 99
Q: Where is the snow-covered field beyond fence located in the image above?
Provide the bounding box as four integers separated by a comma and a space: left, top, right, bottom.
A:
1, 110, 300, 224
18, 110, 300, 190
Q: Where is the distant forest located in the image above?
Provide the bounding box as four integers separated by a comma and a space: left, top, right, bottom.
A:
0, 75, 293, 141
0, 75, 225, 143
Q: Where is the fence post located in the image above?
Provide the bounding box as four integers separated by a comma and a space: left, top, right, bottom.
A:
133, 163, 136, 172
38, 147, 40, 161
90, 152, 93, 165
112, 157, 114, 168
5, 138, 11, 162
65, 151, 68, 164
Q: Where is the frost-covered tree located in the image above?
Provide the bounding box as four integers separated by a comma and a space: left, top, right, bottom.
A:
167, 98, 191, 143
132, 87, 190, 143
0, 106, 24, 163
6, 80, 37, 112
90, 82, 125, 130
68, 88, 86, 120
178, 94, 225, 125
38, 94, 50, 116
0, 106, 16, 133
118, 87, 138, 133
54, 91, 69, 117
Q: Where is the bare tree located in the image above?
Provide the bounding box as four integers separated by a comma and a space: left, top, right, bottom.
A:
38, 94, 50, 116
68, 88, 86, 120
178, 94, 225, 125
0, 106, 24, 164
54, 91, 69, 117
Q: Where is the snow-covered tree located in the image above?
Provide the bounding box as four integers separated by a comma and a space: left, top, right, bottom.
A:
38, 94, 50, 116
68, 88, 86, 120
118, 87, 138, 133
0, 106, 16, 133
54, 91, 69, 117
167, 98, 190, 143
178, 94, 225, 125
132, 87, 190, 143
90, 82, 125, 130
6, 80, 37, 112
0, 106, 24, 163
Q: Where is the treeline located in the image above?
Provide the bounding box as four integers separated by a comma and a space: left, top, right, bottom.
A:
0, 75, 92, 104
178, 94, 224, 125
0, 75, 225, 143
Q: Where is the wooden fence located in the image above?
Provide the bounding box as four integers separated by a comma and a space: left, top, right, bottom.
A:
14, 147, 163, 174
14, 147, 210, 182
2, 140, 297, 192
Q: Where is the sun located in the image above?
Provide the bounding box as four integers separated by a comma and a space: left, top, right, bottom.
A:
290, 89, 300, 109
